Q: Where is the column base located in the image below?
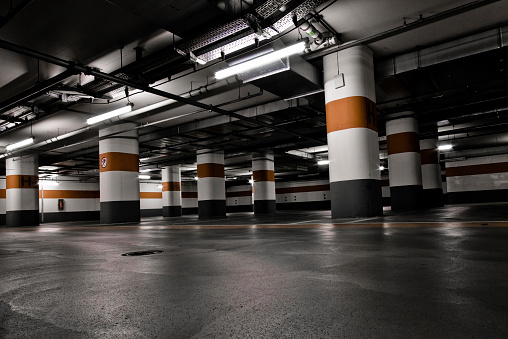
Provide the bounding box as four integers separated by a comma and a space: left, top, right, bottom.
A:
422, 188, 444, 207
198, 200, 226, 219
163, 206, 182, 217
101, 201, 140, 224
330, 179, 382, 218
6, 210, 39, 227
254, 200, 276, 214
390, 185, 423, 211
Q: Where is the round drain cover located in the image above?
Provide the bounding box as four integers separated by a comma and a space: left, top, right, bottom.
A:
122, 250, 164, 256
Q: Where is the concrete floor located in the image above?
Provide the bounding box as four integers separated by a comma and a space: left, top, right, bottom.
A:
1, 203, 508, 338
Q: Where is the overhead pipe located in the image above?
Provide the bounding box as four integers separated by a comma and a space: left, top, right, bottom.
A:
0, 38, 324, 146
303, 0, 501, 60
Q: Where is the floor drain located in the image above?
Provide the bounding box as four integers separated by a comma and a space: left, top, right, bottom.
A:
122, 250, 164, 256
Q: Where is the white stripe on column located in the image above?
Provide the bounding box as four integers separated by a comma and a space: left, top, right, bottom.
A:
387, 153, 423, 187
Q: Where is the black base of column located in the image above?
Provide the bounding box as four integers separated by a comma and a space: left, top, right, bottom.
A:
0, 214, 5, 226
422, 188, 444, 207
101, 201, 140, 224
198, 200, 226, 219
390, 185, 423, 211
330, 179, 383, 218
254, 200, 276, 214
447, 189, 508, 204
163, 206, 182, 217
40, 211, 100, 223
6, 210, 39, 227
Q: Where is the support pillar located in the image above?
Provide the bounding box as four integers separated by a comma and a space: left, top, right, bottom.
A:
420, 129, 444, 207
197, 149, 226, 218
386, 113, 423, 210
6, 154, 39, 226
162, 165, 182, 217
252, 151, 276, 214
324, 45, 382, 218
99, 123, 140, 223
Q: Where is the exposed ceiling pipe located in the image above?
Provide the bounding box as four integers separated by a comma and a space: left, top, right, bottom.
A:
303, 0, 501, 60
0, 38, 325, 146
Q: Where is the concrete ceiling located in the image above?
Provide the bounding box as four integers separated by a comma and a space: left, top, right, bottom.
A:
1, 0, 508, 181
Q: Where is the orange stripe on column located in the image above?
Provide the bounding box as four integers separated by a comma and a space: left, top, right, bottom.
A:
420, 149, 439, 165
197, 163, 224, 178
446, 162, 508, 177
38, 190, 100, 199
0, 189, 5, 198
252, 170, 275, 182
6, 175, 38, 189
325, 96, 377, 133
140, 192, 162, 199
162, 182, 181, 191
276, 184, 330, 194
182, 192, 198, 198
99, 152, 139, 172
387, 132, 420, 155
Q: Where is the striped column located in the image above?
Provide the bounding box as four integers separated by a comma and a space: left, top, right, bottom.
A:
324, 45, 382, 218
6, 154, 39, 226
252, 151, 276, 214
420, 135, 444, 207
386, 113, 423, 210
162, 165, 182, 217
99, 122, 140, 223
197, 149, 226, 218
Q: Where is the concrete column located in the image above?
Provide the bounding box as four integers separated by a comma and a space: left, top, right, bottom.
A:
324, 45, 382, 218
386, 113, 423, 210
252, 151, 276, 214
99, 122, 140, 223
6, 154, 39, 226
197, 149, 226, 218
162, 165, 182, 217
420, 135, 444, 207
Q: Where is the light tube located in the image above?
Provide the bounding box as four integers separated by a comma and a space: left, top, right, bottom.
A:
317, 160, 330, 165
438, 144, 453, 151
139, 175, 151, 180
6, 137, 34, 151
215, 41, 306, 80
87, 104, 133, 125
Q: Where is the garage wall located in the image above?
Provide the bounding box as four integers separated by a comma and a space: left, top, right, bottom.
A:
140, 182, 163, 217
446, 154, 508, 203
182, 181, 198, 215
226, 184, 252, 212
275, 179, 331, 210
39, 181, 100, 223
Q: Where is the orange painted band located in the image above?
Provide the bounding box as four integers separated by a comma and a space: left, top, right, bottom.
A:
197, 163, 224, 178
182, 192, 198, 198
0, 189, 5, 198
6, 175, 38, 189
276, 184, 330, 194
163, 182, 181, 192
420, 149, 439, 165
381, 179, 389, 187
387, 132, 420, 155
39, 190, 100, 199
252, 170, 275, 182
446, 162, 508, 177
99, 152, 139, 172
226, 191, 252, 198
326, 96, 378, 133
140, 192, 162, 199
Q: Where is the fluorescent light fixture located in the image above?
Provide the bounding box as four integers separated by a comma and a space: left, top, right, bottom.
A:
248, 179, 254, 185
190, 51, 206, 65
139, 175, 151, 180
317, 160, 329, 165
40, 181, 59, 186
438, 144, 453, 151
379, 166, 385, 171
193, 176, 199, 181
6, 137, 34, 151
157, 184, 163, 189
87, 103, 133, 125
215, 41, 306, 80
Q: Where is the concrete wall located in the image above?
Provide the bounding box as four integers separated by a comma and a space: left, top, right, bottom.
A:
140, 182, 163, 217
182, 181, 198, 214
226, 184, 252, 212
446, 154, 508, 203
39, 181, 100, 223
275, 179, 331, 210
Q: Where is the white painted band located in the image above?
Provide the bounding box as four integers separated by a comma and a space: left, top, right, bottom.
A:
253, 181, 275, 200
388, 152, 423, 187
385, 115, 418, 135
163, 191, 182, 206
421, 164, 442, 189
6, 188, 38, 211
100, 171, 140, 202
99, 138, 139, 155
197, 177, 226, 201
